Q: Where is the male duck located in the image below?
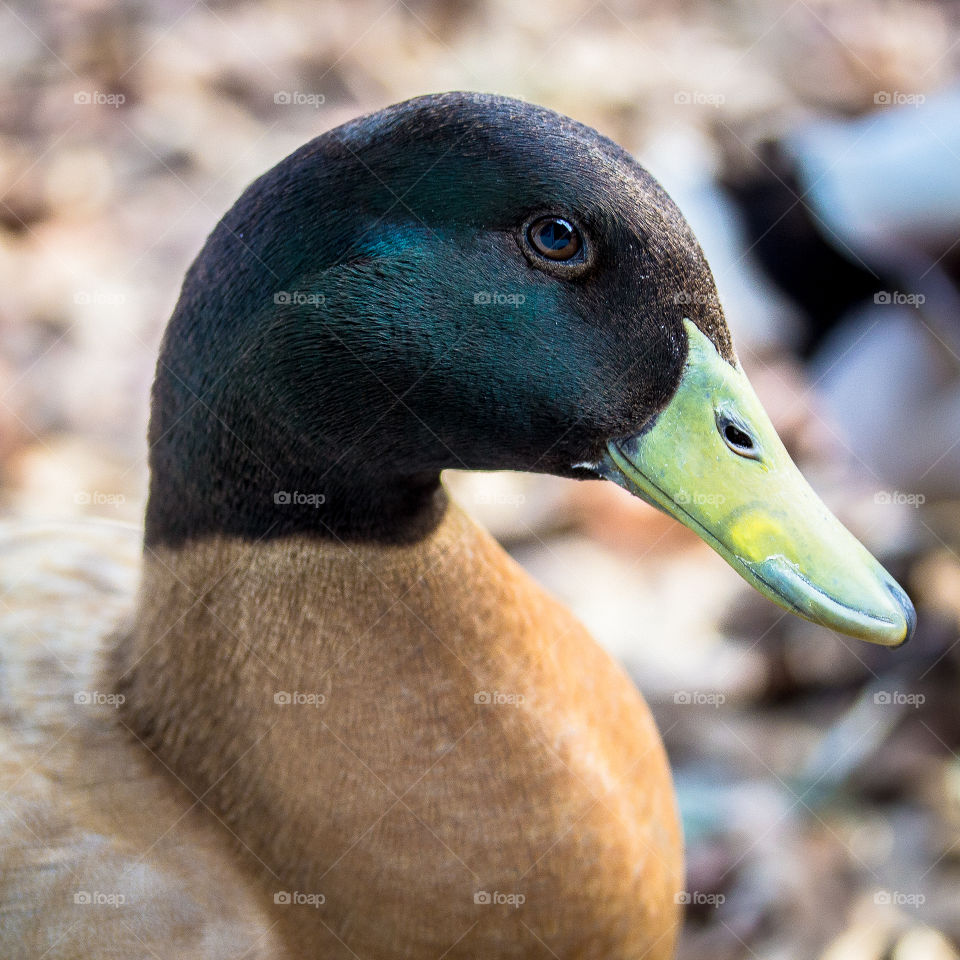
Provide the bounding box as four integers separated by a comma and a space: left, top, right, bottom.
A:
0, 92, 914, 959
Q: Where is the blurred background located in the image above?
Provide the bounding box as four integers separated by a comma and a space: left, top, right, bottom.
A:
2, 0, 960, 956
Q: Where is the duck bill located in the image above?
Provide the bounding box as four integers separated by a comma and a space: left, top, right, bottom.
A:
599, 320, 915, 647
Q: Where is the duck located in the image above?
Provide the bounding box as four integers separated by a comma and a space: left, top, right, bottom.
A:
0, 92, 915, 960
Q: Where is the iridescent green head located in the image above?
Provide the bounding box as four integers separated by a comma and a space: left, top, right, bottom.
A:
146, 92, 914, 646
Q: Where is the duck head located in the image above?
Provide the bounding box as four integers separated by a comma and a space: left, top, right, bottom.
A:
146, 91, 914, 647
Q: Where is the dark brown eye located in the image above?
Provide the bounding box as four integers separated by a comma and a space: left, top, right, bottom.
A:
527, 217, 582, 261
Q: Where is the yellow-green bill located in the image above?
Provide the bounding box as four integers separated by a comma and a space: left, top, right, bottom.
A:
600, 320, 915, 647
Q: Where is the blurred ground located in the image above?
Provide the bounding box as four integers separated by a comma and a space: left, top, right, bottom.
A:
2, 0, 960, 957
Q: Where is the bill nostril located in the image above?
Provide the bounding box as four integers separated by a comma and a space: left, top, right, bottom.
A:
717, 414, 760, 460
724, 423, 753, 449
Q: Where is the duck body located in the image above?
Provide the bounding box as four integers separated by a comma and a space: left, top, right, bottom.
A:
1, 509, 678, 959
0, 522, 281, 958
1, 92, 913, 958
118, 501, 680, 958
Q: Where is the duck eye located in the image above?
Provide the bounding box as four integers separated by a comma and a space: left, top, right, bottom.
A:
718, 416, 758, 458
527, 217, 582, 261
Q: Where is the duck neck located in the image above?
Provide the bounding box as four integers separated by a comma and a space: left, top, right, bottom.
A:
116, 503, 518, 890
144, 372, 451, 546
145, 445, 449, 547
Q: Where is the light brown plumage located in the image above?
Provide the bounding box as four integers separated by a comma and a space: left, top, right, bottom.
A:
0, 498, 681, 958
0, 521, 281, 958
